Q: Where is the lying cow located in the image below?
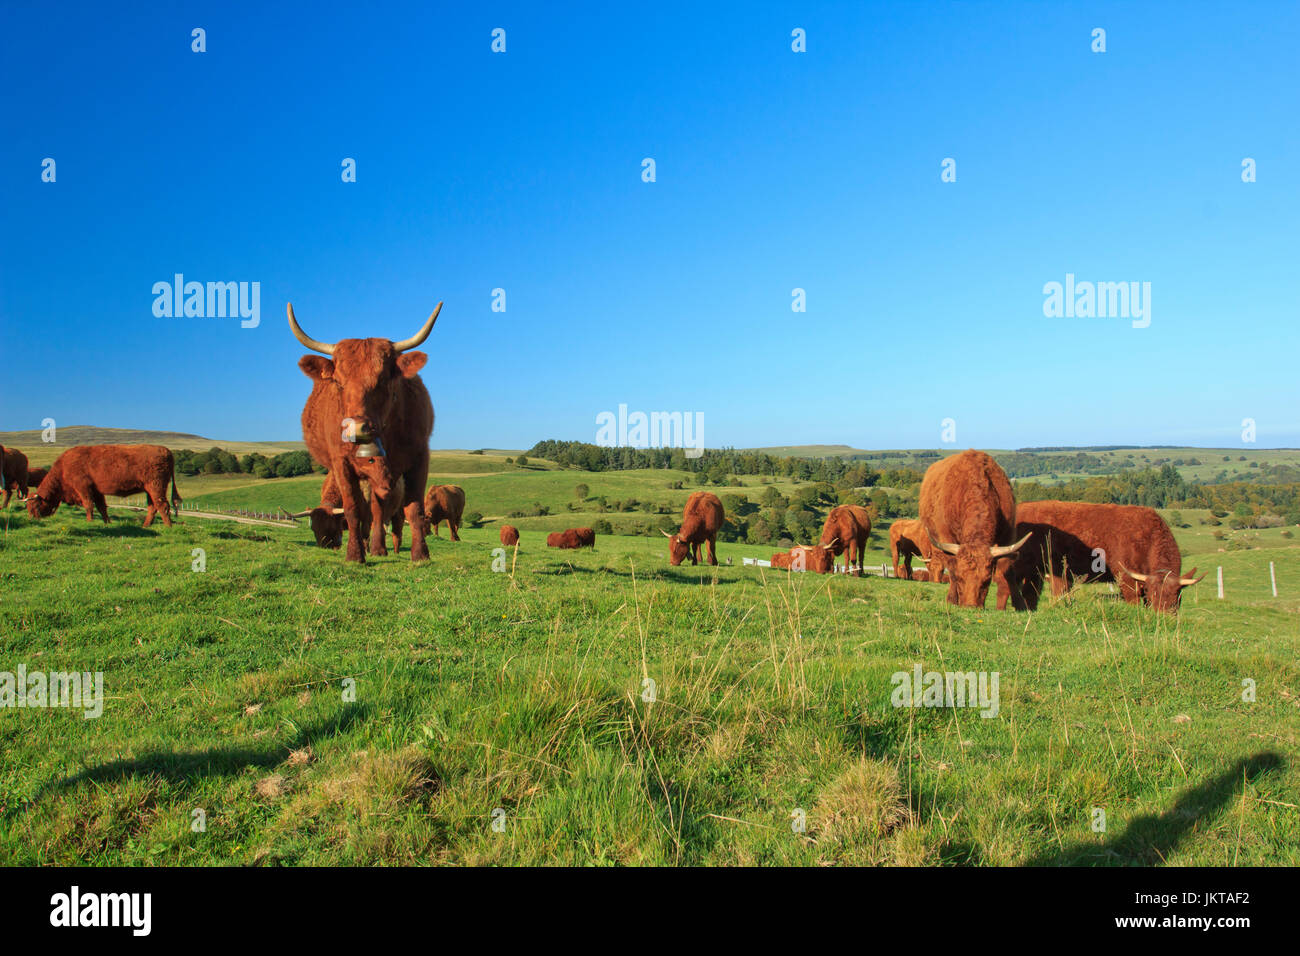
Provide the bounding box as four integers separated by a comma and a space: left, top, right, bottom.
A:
546, 528, 594, 550
499, 524, 520, 547
422, 484, 465, 540
27, 445, 181, 527
770, 544, 835, 573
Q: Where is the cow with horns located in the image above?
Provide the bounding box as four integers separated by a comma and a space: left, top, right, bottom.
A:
288, 301, 440, 563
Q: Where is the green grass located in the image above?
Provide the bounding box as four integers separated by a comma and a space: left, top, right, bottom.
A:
1, 486, 1297, 866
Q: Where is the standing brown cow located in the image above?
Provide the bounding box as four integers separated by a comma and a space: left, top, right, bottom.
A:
819, 504, 872, 576
499, 525, 520, 547
23, 466, 48, 496
920, 450, 1030, 609
663, 491, 723, 566
2, 447, 29, 507
889, 518, 946, 581
1011, 500, 1203, 613
546, 529, 584, 549
289, 301, 440, 563
26, 445, 181, 527
422, 484, 465, 540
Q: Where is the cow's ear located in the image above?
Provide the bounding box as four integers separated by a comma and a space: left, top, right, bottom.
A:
396, 351, 427, 377
299, 355, 334, 381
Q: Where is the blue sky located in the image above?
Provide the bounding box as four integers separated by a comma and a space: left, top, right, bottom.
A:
2, 1, 1297, 450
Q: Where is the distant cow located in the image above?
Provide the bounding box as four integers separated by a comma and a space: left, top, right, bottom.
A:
771, 544, 835, 573
547, 528, 593, 550
2, 447, 29, 507
23, 466, 48, 496
664, 491, 724, 566
889, 518, 946, 582
422, 484, 465, 540
499, 525, 520, 547
920, 450, 1030, 609
1011, 500, 1203, 613
290, 301, 440, 563
910, 568, 931, 583
819, 505, 872, 576
27, 445, 181, 527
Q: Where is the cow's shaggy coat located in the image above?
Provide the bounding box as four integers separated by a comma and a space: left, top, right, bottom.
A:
27, 445, 180, 527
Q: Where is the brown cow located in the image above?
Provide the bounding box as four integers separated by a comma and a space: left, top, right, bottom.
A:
422, 484, 465, 540
499, 525, 520, 547
663, 491, 723, 566
289, 301, 440, 563
910, 568, 931, 583
26, 445, 181, 527
1010, 500, 1203, 613
889, 518, 947, 582
288, 475, 406, 552
919, 450, 1030, 609
23, 466, 48, 496
2, 447, 29, 507
770, 544, 835, 573
819, 504, 872, 576
546, 528, 594, 549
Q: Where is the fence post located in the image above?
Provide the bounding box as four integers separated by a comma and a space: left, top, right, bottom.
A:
1217, 566, 1224, 600
1270, 561, 1277, 598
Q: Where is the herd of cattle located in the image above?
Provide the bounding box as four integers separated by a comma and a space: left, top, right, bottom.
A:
3, 306, 1202, 614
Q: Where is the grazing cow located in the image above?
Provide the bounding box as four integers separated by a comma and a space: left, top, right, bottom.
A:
920, 450, 1031, 609
910, 568, 931, 583
289, 475, 406, 552
819, 505, 872, 576
26, 445, 181, 527
2, 447, 29, 507
422, 484, 465, 541
23, 466, 48, 496
889, 518, 947, 582
771, 544, 835, 573
289, 301, 440, 563
499, 525, 520, 547
663, 491, 724, 566
1010, 500, 1203, 613
573, 527, 595, 548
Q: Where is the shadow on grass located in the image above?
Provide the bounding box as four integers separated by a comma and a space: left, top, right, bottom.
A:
65, 522, 160, 539
28, 706, 371, 806
1024, 751, 1283, 866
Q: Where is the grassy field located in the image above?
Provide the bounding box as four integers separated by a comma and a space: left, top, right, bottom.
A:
1, 463, 1297, 866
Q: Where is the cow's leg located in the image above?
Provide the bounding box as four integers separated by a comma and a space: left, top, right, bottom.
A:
92, 490, 110, 523
449, 518, 460, 542
143, 498, 156, 527
368, 492, 388, 556
391, 509, 404, 554
1, 488, 9, 508
405, 468, 430, 563
338, 473, 367, 563
706, 535, 717, 566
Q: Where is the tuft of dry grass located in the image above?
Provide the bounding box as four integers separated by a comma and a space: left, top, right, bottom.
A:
812, 757, 911, 853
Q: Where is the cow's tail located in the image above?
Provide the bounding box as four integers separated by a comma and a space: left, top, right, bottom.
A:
170, 464, 182, 517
